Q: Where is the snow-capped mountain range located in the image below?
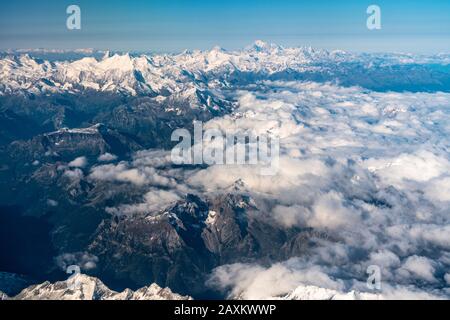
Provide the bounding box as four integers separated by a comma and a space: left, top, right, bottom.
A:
0, 274, 191, 300
1, 41, 450, 97
0, 274, 381, 301
0, 272, 382, 301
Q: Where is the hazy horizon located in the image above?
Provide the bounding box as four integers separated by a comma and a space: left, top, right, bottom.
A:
1, 0, 450, 54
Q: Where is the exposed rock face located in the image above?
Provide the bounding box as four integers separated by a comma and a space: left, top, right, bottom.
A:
10, 274, 191, 300
88, 192, 313, 297
88, 194, 215, 297
7, 124, 142, 163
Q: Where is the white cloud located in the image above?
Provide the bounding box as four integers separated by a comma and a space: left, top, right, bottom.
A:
98, 153, 117, 162
309, 191, 361, 231
425, 177, 450, 202
207, 258, 446, 300
56, 252, 99, 271
106, 189, 181, 216
445, 273, 450, 285
68, 156, 88, 168
399, 256, 437, 283
77, 81, 450, 298
89, 162, 179, 188
365, 151, 450, 188
64, 168, 84, 180
200, 81, 450, 299
207, 260, 343, 300
368, 250, 401, 269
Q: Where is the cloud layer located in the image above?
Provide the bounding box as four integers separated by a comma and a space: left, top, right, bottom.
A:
78, 80, 450, 299
197, 81, 450, 299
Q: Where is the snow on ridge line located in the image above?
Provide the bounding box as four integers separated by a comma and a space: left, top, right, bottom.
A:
4, 273, 191, 300
2, 40, 449, 96
44, 123, 105, 136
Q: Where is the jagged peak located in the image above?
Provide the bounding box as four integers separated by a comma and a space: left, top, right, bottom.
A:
222, 179, 250, 195
3, 41, 446, 97
98, 52, 133, 71
10, 273, 191, 300
246, 40, 282, 52
211, 45, 226, 52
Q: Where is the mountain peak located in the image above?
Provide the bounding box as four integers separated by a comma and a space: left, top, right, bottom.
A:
253, 40, 270, 48
99, 53, 133, 71
227, 178, 248, 192
211, 46, 226, 52
10, 273, 191, 300
247, 40, 282, 52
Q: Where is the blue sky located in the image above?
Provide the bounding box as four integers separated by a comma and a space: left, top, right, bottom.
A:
1, 0, 450, 53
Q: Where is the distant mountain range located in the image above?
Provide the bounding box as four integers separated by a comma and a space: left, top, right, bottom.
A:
2, 40, 450, 96
0, 273, 191, 300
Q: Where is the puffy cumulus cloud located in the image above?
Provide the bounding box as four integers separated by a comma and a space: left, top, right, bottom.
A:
445, 274, 450, 285
387, 224, 450, 251
368, 250, 401, 269
425, 177, 450, 202
89, 160, 180, 188
271, 204, 308, 228
97, 153, 117, 162
63, 168, 84, 180
106, 189, 181, 216
309, 191, 361, 231
207, 260, 344, 300
188, 157, 330, 196
197, 81, 450, 299
208, 258, 446, 300
55, 252, 99, 271
90, 163, 147, 185
269, 191, 362, 231
78, 80, 450, 298
365, 151, 450, 188
68, 156, 88, 168
75, 150, 193, 219
399, 256, 437, 283
88, 150, 191, 216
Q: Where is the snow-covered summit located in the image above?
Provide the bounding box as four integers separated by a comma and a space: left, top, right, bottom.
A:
3, 41, 446, 97
278, 284, 381, 300
245, 40, 283, 53
7, 274, 191, 300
